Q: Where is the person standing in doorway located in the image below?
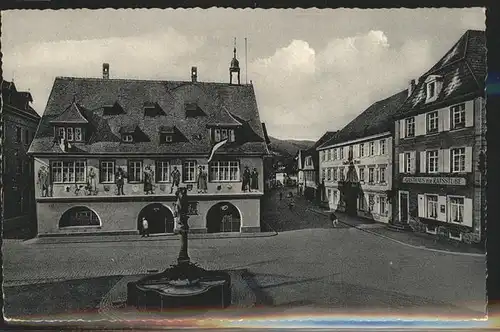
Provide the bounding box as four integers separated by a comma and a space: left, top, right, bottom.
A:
330, 212, 339, 228
141, 217, 149, 237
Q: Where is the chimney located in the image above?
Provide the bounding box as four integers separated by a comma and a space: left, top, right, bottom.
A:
408, 79, 416, 97
191, 66, 197, 82
103, 63, 110, 79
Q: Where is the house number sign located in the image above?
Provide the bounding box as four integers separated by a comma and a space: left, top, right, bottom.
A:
402, 176, 466, 186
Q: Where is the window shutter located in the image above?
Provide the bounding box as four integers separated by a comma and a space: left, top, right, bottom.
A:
399, 153, 405, 173
418, 194, 425, 218
354, 144, 359, 158
442, 149, 450, 173
420, 151, 427, 173
410, 151, 416, 174
465, 146, 473, 173
416, 114, 426, 136
442, 108, 450, 131
399, 120, 406, 139
437, 195, 447, 221
464, 198, 473, 227
437, 108, 444, 132
465, 100, 474, 127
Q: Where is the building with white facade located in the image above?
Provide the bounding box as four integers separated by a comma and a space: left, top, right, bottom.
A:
393, 30, 486, 244
317, 90, 407, 223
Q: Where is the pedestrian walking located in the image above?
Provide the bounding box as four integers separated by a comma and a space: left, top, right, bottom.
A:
279, 192, 283, 201
330, 212, 339, 228
141, 217, 150, 237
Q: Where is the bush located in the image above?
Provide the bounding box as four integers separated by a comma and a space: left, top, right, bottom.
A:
462, 231, 480, 244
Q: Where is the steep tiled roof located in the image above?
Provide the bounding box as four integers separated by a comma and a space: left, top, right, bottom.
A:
2, 80, 40, 120
395, 30, 486, 118
318, 90, 408, 149
29, 77, 267, 155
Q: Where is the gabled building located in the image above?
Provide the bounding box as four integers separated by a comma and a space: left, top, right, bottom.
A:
296, 131, 337, 202
393, 30, 486, 244
28, 51, 270, 236
2, 80, 41, 236
317, 90, 407, 223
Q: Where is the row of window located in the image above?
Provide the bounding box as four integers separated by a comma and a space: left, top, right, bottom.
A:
417, 194, 471, 226
56, 126, 84, 142
401, 102, 471, 139
15, 126, 34, 145
322, 165, 387, 184
399, 147, 471, 174
51, 159, 242, 184
320, 138, 387, 162
304, 170, 315, 183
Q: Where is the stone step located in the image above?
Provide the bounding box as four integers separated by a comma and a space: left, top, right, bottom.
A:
387, 223, 412, 232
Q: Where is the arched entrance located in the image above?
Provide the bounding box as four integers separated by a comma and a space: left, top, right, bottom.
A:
206, 202, 241, 233
59, 206, 101, 228
138, 203, 174, 234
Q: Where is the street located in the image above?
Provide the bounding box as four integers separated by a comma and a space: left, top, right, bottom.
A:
2, 189, 486, 321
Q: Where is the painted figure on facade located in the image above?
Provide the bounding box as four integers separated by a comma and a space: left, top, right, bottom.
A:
250, 167, 259, 191
116, 167, 126, 195
196, 165, 208, 193
87, 168, 97, 194
242, 166, 251, 192
170, 166, 181, 194
37, 165, 50, 197
143, 164, 154, 195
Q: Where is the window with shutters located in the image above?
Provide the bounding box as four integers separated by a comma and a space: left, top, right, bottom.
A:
359, 167, 365, 182
379, 139, 386, 155
427, 150, 439, 173
369, 142, 375, 156
359, 144, 365, 157
339, 147, 344, 160
333, 148, 337, 160
16, 126, 22, 143
339, 167, 345, 181
448, 196, 464, 224
326, 149, 331, 161
327, 168, 332, 181
24, 129, 29, 145
368, 167, 375, 184
404, 152, 412, 173
348, 146, 354, 160
426, 195, 438, 219
333, 168, 338, 181
427, 111, 438, 133
379, 166, 386, 183
405, 117, 415, 137
321, 151, 325, 162
451, 148, 466, 173
322, 168, 326, 180
451, 103, 466, 129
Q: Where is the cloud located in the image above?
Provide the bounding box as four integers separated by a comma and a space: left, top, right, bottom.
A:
251, 30, 434, 140
3, 28, 205, 111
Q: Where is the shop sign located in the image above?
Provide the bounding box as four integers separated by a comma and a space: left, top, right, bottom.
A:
402, 176, 466, 186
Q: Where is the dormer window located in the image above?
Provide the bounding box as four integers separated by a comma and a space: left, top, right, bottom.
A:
103, 102, 124, 116
144, 102, 165, 117
425, 75, 442, 103
122, 134, 134, 143
159, 126, 176, 144
55, 126, 84, 142
185, 102, 206, 117
211, 127, 236, 143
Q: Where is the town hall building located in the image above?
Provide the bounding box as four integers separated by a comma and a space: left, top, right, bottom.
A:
28, 49, 270, 236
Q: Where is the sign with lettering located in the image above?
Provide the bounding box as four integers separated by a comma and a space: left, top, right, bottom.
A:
402, 176, 466, 186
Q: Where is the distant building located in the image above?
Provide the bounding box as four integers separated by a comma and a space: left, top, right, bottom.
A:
296, 131, 337, 202
393, 30, 486, 243
2, 80, 41, 235
318, 91, 407, 223
28, 49, 270, 236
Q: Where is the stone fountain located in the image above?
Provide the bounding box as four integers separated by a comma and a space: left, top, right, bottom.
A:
126, 187, 231, 311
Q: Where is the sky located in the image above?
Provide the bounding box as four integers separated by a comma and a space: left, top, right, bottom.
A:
1, 8, 485, 141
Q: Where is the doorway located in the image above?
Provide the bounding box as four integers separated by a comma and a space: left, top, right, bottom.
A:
399, 191, 409, 223
207, 202, 241, 233
138, 203, 174, 234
